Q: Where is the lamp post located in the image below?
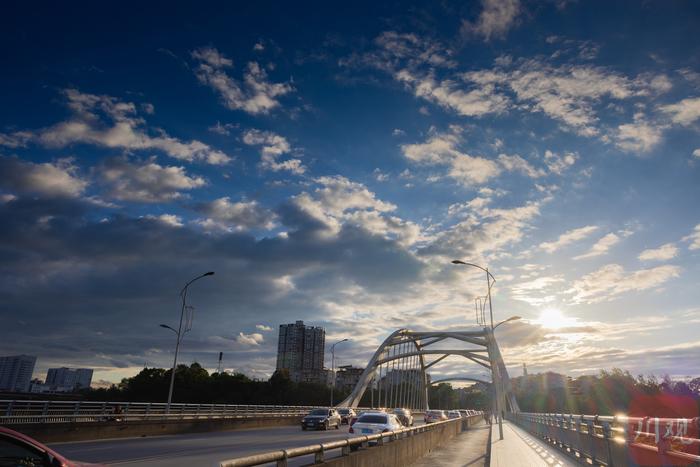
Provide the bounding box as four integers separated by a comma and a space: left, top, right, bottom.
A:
451, 260, 496, 329
493, 316, 521, 330
163, 271, 214, 413
330, 338, 348, 407
452, 259, 504, 439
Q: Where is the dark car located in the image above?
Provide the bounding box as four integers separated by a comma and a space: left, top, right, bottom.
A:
0, 426, 105, 467
301, 408, 341, 430
336, 407, 356, 425
392, 408, 414, 426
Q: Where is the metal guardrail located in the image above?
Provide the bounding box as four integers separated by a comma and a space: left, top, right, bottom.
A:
219, 413, 484, 467
511, 412, 700, 466
0, 400, 354, 424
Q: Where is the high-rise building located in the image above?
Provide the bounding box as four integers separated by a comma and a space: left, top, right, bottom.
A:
0, 355, 37, 392
45, 367, 93, 390
276, 320, 326, 384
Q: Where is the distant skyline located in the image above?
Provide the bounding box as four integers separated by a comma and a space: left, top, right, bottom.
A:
1, 1, 699, 387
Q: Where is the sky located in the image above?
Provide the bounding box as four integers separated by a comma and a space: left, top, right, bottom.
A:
1, 0, 699, 388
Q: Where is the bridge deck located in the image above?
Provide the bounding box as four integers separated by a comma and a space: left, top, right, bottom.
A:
409, 420, 490, 467
490, 420, 578, 466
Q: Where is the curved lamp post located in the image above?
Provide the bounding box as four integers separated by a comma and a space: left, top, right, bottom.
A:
493, 316, 521, 330
162, 271, 214, 412
451, 260, 496, 329
330, 338, 349, 407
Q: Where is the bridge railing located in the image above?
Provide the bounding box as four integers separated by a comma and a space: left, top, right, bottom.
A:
0, 400, 351, 424
219, 413, 483, 467
510, 412, 700, 466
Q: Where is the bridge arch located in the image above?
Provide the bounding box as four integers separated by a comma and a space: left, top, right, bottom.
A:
337, 327, 519, 413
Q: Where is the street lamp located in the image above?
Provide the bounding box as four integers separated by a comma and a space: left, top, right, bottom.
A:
330, 338, 349, 407
493, 316, 521, 330
451, 259, 505, 439
452, 260, 496, 329
163, 271, 214, 412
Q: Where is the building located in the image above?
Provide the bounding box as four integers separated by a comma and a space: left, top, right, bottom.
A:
45, 367, 93, 390
0, 355, 37, 392
335, 365, 364, 392
276, 320, 326, 384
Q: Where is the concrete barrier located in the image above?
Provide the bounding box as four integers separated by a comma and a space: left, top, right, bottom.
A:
318, 417, 484, 467
7, 415, 304, 443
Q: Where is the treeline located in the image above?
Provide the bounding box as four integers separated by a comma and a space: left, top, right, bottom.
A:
80, 362, 492, 409
81, 363, 352, 406
512, 369, 700, 416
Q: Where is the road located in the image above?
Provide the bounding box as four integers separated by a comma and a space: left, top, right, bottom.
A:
51, 421, 425, 467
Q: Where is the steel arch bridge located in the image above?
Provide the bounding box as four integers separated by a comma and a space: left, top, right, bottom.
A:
337, 327, 519, 414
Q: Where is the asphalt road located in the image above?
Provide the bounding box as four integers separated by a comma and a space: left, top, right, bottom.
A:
50, 421, 424, 467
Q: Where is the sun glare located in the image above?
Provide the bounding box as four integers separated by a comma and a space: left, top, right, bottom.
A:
537, 308, 576, 329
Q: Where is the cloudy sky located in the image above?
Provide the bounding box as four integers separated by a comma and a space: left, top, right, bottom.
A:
1, 1, 699, 387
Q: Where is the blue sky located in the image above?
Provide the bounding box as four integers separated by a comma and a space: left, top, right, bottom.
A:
1, 1, 699, 386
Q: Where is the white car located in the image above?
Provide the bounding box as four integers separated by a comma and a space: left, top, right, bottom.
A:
349, 412, 403, 436
447, 410, 462, 419
424, 409, 447, 423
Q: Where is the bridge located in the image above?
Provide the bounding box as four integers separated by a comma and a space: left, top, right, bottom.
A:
3, 325, 698, 466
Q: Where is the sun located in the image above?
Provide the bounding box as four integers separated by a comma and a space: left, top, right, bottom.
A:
537, 308, 576, 329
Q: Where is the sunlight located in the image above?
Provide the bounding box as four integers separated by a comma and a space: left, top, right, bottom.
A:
537, 308, 577, 329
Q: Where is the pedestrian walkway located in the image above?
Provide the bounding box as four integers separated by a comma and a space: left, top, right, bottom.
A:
490, 419, 577, 466
410, 421, 490, 467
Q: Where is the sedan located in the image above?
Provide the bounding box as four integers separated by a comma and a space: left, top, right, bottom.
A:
392, 408, 414, 426
447, 410, 462, 419
0, 426, 104, 467
349, 412, 403, 436
301, 408, 341, 430
424, 409, 447, 424
337, 408, 356, 425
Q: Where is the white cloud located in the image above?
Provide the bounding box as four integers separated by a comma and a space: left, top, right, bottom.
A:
638, 243, 678, 261
614, 114, 664, 153
208, 121, 238, 135
510, 275, 564, 306
497, 153, 545, 178
0, 131, 32, 148
460, 0, 522, 41
242, 129, 305, 174
463, 61, 666, 137
539, 225, 599, 253
396, 70, 510, 117
660, 97, 700, 126
255, 324, 273, 332
372, 31, 457, 69
693, 149, 700, 158
573, 233, 620, 260
421, 199, 541, 258
195, 197, 277, 231
682, 224, 700, 250
236, 332, 264, 346
23, 89, 230, 165
543, 150, 577, 174
192, 47, 292, 115
97, 157, 206, 203
0, 156, 88, 197
401, 128, 501, 185
145, 214, 184, 227
567, 263, 681, 304
292, 175, 421, 246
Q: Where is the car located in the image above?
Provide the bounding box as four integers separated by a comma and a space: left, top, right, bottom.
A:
392, 408, 414, 426
336, 407, 356, 425
0, 426, 105, 467
349, 412, 403, 436
447, 410, 462, 419
301, 408, 342, 430
424, 409, 447, 424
